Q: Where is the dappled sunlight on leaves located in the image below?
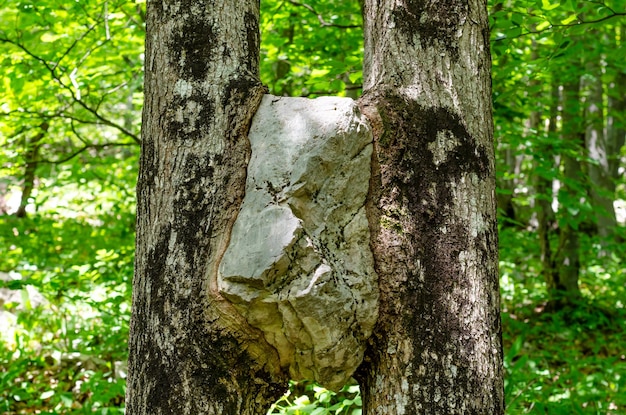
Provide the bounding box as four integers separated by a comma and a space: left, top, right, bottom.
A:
500, 230, 626, 413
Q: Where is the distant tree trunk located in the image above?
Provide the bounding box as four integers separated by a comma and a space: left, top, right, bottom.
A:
551, 77, 583, 306
126, 2, 286, 414
537, 81, 559, 289
583, 55, 616, 240
15, 122, 48, 218
497, 145, 521, 226
356, 0, 504, 413
606, 27, 626, 220
0, 181, 9, 215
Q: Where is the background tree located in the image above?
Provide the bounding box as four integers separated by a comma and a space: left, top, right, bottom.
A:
491, 0, 626, 307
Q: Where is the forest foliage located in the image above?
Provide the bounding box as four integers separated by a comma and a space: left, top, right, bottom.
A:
0, 0, 625, 413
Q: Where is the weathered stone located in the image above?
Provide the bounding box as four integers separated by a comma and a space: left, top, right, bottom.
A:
218, 95, 378, 390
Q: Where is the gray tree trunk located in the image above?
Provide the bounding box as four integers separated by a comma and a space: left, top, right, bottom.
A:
537, 81, 559, 290
126, 1, 287, 414
16, 122, 47, 218
583, 56, 616, 239
356, 0, 504, 413
607, 28, 626, 214
551, 78, 582, 306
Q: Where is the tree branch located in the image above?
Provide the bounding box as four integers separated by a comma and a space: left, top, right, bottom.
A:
286, 0, 361, 29
0, 109, 141, 144
39, 141, 137, 165
494, 9, 626, 41
0, 37, 141, 144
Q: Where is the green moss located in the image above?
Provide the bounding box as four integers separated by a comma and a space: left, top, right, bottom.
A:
380, 215, 404, 233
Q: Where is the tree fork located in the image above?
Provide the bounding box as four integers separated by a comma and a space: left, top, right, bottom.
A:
128, 0, 504, 413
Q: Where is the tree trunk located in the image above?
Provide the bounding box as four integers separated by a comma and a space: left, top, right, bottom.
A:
356, 0, 503, 413
551, 78, 583, 306
15, 122, 48, 218
126, 2, 286, 414
537, 81, 559, 289
496, 145, 521, 226
583, 55, 616, 240
607, 27, 626, 214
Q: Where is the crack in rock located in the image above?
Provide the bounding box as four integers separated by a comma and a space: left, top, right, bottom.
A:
218, 95, 379, 390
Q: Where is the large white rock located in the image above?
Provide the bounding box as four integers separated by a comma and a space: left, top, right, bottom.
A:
218, 95, 378, 390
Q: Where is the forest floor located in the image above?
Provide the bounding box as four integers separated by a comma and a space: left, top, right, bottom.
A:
0, 216, 625, 414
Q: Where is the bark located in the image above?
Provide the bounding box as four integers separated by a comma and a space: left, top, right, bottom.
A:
607, 27, 626, 204
551, 78, 582, 306
356, 0, 503, 413
15, 123, 48, 218
126, 2, 286, 414
583, 56, 616, 239
537, 81, 558, 288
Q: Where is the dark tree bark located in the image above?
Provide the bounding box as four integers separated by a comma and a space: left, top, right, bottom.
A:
551, 77, 583, 306
126, 2, 286, 414
537, 81, 559, 290
356, 0, 503, 413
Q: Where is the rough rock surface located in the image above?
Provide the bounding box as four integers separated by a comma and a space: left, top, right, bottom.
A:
218, 95, 378, 390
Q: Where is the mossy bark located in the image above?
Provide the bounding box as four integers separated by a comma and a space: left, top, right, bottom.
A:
356, 0, 504, 413
126, 2, 287, 414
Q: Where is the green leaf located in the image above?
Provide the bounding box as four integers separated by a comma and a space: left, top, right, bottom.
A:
541, 0, 561, 10
40, 32, 64, 43
536, 20, 551, 31
348, 72, 361, 84
561, 15, 577, 25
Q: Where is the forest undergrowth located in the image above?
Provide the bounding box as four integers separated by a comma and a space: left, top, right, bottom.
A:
0, 212, 625, 414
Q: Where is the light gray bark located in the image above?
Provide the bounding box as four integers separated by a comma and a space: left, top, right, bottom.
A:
126, 1, 286, 414
583, 57, 616, 239
606, 27, 626, 220
356, 0, 504, 413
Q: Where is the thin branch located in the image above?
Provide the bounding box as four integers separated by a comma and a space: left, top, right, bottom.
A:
39, 142, 137, 165
0, 109, 140, 141
104, 1, 111, 40
0, 37, 141, 144
286, 0, 361, 29
120, 6, 146, 32
494, 9, 626, 41
70, 119, 90, 145
345, 84, 362, 90
53, 22, 99, 72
